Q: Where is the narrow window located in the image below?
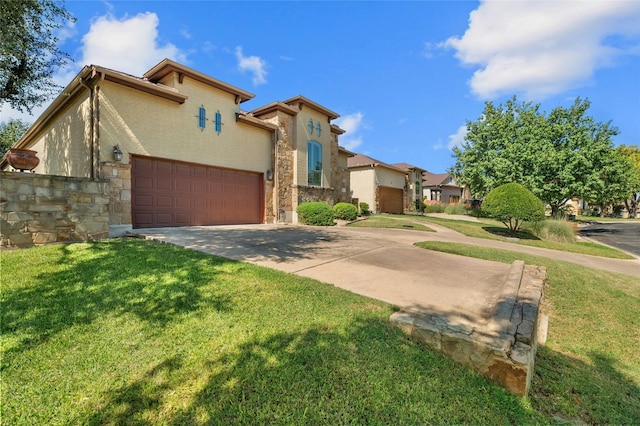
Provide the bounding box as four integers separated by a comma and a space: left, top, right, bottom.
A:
415, 181, 421, 197
308, 119, 314, 135
316, 122, 322, 136
198, 106, 206, 129
214, 111, 222, 133
308, 141, 322, 186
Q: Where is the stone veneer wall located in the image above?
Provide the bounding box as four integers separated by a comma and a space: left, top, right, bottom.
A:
100, 162, 131, 227
0, 171, 109, 247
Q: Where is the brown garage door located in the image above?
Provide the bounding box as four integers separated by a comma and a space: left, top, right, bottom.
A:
132, 155, 263, 228
379, 186, 403, 214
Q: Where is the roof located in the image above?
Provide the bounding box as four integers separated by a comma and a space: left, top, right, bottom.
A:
423, 171, 461, 188
392, 162, 426, 173
347, 153, 406, 173
144, 59, 254, 104
282, 95, 340, 120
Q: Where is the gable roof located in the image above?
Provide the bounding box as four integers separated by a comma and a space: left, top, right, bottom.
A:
423, 171, 460, 188
348, 153, 405, 173
144, 59, 254, 104
392, 162, 426, 173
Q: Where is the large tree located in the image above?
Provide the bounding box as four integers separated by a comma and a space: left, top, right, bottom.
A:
616, 145, 640, 218
451, 97, 624, 217
0, 119, 31, 157
0, 0, 75, 113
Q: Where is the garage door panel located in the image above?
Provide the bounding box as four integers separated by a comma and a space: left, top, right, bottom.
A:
379, 186, 403, 214
132, 156, 262, 228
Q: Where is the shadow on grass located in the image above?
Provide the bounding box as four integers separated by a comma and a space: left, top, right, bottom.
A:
532, 346, 640, 424
85, 318, 541, 425
1, 239, 234, 358
482, 226, 541, 240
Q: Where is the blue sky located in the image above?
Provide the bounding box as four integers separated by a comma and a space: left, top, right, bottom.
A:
2, 0, 639, 173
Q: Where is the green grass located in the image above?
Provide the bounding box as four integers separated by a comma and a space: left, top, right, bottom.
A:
1, 239, 543, 425
373, 213, 634, 259
349, 216, 435, 231
415, 241, 640, 424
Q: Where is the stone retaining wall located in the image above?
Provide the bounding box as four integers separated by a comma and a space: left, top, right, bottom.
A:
391, 260, 546, 396
0, 172, 110, 247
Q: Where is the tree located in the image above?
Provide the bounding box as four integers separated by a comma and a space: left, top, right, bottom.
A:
0, 119, 31, 157
481, 183, 545, 235
616, 145, 640, 218
0, 0, 75, 113
451, 97, 623, 218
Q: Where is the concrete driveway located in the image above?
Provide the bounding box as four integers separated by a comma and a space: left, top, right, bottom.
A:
134, 224, 511, 326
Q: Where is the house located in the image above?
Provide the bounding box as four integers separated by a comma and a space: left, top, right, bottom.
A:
348, 153, 406, 214
392, 162, 426, 212
0, 59, 352, 235
422, 171, 464, 204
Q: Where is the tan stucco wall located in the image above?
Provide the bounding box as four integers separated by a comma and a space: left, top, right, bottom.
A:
292, 108, 332, 188
375, 167, 405, 189
98, 79, 273, 173
349, 168, 376, 210
15, 91, 93, 178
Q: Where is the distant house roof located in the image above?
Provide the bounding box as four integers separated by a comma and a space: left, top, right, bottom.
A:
348, 153, 406, 173
391, 162, 426, 173
423, 171, 461, 188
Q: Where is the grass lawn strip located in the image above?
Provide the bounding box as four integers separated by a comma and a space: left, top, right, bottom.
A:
1, 239, 543, 425
416, 241, 640, 424
367, 213, 633, 259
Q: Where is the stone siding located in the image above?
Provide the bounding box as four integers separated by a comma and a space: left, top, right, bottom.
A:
100, 162, 131, 226
1, 171, 110, 247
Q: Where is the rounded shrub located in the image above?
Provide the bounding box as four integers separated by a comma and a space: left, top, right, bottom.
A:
482, 183, 545, 234
296, 202, 335, 226
333, 202, 358, 221
359, 202, 371, 216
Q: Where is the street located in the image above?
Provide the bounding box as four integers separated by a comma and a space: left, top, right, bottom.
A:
579, 221, 640, 257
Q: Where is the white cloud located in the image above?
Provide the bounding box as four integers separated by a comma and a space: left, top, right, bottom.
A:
235, 46, 267, 86
81, 12, 185, 76
335, 112, 365, 151
447, 125, 467, 151
445, 0, 640, 100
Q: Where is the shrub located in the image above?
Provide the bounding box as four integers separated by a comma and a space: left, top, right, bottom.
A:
296, 202, 335, 226
333, 202, 358, 221
444, 204, 468, 215
424, 203, 445, 213
359, 202, 371, 216
482, 183, 545, 235
526, 219, 576, 243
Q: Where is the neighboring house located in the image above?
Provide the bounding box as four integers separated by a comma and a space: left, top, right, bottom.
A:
348, 154, 406, 214
392, 162, 426, 211
0, 59, 351, 234
422, 171, 464, 204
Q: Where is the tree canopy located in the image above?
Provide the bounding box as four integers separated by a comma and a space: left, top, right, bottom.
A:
451, 96, 628, 217
0, 0, 75, 113
0, 119, 31, 158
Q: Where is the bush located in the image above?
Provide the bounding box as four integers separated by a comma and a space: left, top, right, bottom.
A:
482, 183, 545, 235
444, 204, 468, 215
359, 202, 371, 216
424, 204, 445, 213
296, 202, 335, 226
333, 202, 358, 221
526, 219, 576, 243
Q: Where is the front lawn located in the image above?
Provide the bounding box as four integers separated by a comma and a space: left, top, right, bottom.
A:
363, 214, 633, 259
1, 239, 542, 425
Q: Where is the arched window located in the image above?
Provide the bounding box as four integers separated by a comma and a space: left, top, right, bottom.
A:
308, 141, 322, 186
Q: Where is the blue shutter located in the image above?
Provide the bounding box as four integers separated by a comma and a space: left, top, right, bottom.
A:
316, 123, 321, 136
198, 106, 206, 129
308, 119, 314, 134
215, 111, 222, 133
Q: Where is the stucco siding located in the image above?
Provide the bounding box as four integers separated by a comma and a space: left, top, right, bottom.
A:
98, 79, 272, 173
375, 167, 405, 189
15, 92, 93, 177
349, 168, 376, 209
